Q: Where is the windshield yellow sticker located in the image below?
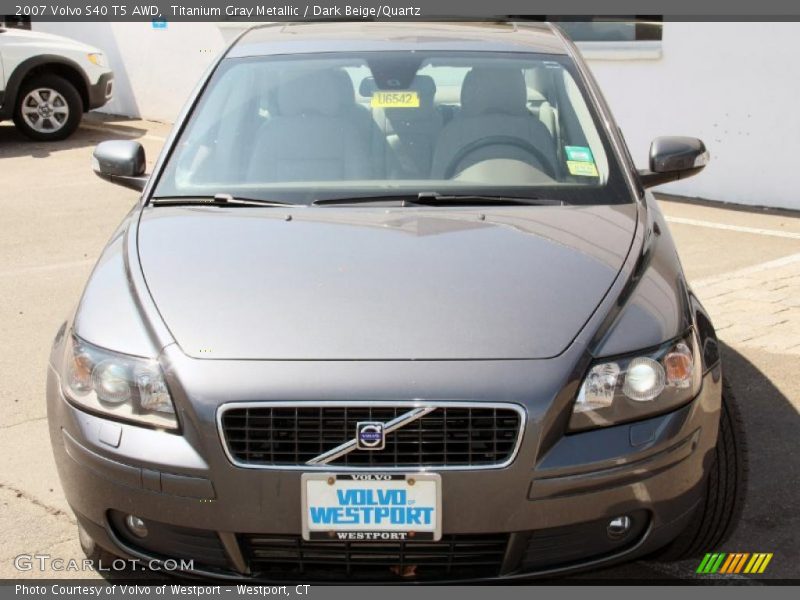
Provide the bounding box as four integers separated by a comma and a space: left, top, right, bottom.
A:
567, 160, 599, 177
370, 91, 420, 108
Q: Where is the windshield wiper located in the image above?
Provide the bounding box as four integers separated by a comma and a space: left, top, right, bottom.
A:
151, 194, 295, 207
415, 192, 564, 206
312, 192, 563, 207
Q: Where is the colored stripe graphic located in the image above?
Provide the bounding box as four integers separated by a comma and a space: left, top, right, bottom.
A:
719, 554, 736, 573
744, 554, 760, 573
698, 553, 728, 573
697, 553, 714, 573
728, 553, 747, 573
700, 552, 774, 574
752, 554, 767, 573
711, 553, 727, 573
758, 554, 773, 573
733, 553, 750, 573
749, 553, 773, 574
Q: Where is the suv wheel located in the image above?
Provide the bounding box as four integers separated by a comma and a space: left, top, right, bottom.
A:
13, 74, 83, 141
658, 380, 748, 560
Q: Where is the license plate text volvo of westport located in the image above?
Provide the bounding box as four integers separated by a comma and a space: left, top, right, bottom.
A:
47, 21, 747, 582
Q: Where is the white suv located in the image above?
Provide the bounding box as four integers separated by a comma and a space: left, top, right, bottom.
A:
0, 25, 114, 140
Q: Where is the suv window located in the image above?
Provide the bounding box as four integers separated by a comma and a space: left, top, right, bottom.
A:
154, 51, 630, 205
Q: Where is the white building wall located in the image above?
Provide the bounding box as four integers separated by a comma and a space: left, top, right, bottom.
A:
586, 22, 800, 210
33, 22, 800, 210
33, 22, 227, 121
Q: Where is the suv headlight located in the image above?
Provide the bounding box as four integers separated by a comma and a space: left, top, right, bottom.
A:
61, 334, 178, 430
569, 331, 702, 431
87, 53, 107, 68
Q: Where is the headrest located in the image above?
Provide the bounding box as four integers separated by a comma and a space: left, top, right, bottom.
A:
328, 69, 357, 105
277, 69, 353, 117
359, 75, 437, 106
408, 75, 437, 104
460, 68, 528, 117
358, 76, 377, 98
526, 66, 554, 103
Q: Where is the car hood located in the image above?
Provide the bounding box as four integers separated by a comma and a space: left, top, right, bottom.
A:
137, 204, 637, 360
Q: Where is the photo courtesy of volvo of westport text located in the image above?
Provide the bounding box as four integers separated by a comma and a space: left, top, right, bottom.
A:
15, 584, 310, 596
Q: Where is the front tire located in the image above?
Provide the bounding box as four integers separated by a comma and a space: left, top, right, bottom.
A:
13, 75, 83, 141
658, 381, 748, 560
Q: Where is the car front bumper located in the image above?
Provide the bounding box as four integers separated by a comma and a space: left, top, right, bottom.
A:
87, 72, 114, 110
46, 355, 722, 581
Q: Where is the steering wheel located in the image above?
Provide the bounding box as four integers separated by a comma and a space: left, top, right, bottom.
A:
444, 135, 557, 180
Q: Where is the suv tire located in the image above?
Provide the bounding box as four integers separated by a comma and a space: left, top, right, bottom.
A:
13, 74, 83, 141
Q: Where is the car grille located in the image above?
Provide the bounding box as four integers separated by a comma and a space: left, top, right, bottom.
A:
219, 404, 523, 468
241, 533, 509, 581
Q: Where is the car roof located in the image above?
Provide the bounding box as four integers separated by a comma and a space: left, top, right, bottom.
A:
227, 22, 568, 59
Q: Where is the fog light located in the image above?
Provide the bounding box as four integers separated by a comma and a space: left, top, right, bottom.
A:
125, 514, 148, 538
607, 516, 632, 540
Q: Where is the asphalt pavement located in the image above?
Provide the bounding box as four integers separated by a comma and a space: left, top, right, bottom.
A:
0, 114, 798, 582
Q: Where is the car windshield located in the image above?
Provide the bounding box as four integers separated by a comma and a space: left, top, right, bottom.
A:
153, 51, 631, 205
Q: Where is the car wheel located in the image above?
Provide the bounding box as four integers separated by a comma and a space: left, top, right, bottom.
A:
13, 75, 83, 141
657, 380, 748, 560
78, 522, 120, 568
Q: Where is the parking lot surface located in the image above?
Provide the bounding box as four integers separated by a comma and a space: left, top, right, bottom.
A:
1, 115, 798, 581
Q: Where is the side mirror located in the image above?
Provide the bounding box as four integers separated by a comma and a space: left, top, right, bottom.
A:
92, 140, 148, 192
637, 136, 709, 188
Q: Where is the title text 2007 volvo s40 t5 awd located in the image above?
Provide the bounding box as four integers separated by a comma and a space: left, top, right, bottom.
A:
46, 22, 747, 581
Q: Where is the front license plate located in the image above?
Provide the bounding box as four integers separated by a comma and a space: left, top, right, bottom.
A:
302, 473, 441, 541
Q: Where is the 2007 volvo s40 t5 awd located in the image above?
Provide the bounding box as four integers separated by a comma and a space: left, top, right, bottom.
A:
46, 22, 747, 581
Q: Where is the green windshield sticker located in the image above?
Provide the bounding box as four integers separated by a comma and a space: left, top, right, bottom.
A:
565, 146, 594, 163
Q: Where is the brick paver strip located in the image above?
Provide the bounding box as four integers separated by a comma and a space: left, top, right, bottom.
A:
692, 252, 800, 355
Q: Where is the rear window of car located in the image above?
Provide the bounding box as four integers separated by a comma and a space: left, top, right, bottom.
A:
153, 51, 631, 205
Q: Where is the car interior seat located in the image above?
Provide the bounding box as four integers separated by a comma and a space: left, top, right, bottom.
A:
364, 75, 444, 178
525, 66, 559, 140
430, 67, 557, 180
329, 69, 393, 179
246, 69, 372, 182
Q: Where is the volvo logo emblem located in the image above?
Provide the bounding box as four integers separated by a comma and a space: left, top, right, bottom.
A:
306, 407, 438, 466
356, 422, 385, 450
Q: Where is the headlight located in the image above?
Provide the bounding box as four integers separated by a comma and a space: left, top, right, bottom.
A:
62, 334, 178, 430
87, 53, 107, 68
569, 331, 701, 431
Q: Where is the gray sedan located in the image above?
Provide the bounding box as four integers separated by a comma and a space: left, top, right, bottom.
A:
46, 21, 746, 581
